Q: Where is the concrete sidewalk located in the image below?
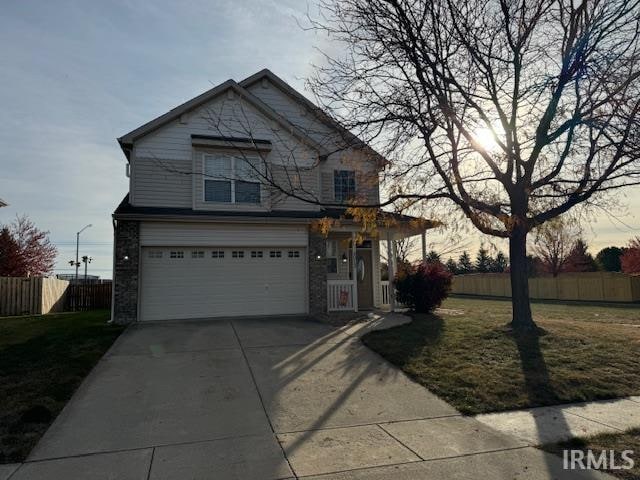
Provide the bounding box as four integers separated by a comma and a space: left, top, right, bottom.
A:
1, 313, 617, 480
476, 397, 640, 445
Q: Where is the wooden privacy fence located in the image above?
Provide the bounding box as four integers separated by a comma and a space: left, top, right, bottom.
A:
0, 277, 69, 316
451, 272, 640, 303
64, 283, 112, 311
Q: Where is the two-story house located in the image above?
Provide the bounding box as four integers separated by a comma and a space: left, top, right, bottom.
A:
112, 69, 435, 323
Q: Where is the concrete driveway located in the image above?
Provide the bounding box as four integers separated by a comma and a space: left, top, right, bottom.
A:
7, 315, 612, 479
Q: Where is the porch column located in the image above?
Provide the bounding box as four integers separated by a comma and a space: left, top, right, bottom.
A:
386, 231, 395, 311
351, 231, 358, 312
421, 231, 427, 263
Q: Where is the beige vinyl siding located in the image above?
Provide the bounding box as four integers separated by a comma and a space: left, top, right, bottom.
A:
320, 148, 380, 206
248, 79, 381, 206
320, 171, 334, 204
267, 164, 319, 211
139, 222, 308, 247
130, 157, 192, 207
246, 81, 342, 148
131, 92, 321, 211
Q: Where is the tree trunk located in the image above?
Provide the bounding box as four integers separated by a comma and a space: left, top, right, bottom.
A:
509, 225, 537, 332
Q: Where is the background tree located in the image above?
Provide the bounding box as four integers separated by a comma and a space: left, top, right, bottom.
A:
309, 0, 640, 331
425, 250, 441, 264
0, 216, 57, 277
621, 237, 640, 274
595, 247, 623, 272
526, 255, 544, 277
564, 239, 597, 273
475, 245, 493, 273
445, 258, 458, 274
490, 252, 508, 273
458, 251, 474, 274
530, 218, 579, 277
0, 227, 23, 276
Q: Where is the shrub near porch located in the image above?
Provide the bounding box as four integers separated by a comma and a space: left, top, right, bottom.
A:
362, 297, 640, 415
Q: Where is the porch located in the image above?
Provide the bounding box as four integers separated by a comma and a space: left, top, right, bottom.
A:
324, 214, 437, 313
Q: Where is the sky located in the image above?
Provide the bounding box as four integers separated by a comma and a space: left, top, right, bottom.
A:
0, 0, 638, 278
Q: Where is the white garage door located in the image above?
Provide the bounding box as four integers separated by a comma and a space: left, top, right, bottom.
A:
140, 247, 307, 321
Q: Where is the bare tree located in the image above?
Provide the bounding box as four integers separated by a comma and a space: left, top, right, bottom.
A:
304, 0, 640, 331
530, 217, 580, 276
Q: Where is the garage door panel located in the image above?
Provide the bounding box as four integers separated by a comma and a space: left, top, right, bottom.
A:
140, 247, 307, 321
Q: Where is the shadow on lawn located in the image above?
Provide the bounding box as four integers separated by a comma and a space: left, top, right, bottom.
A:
361, 313, 444, 366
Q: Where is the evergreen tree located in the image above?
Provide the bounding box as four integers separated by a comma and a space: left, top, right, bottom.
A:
595, 246, 623, 272
475, 245, 493, 273
445, 258, 458, 274
565, 239, 597, 272
458, 251, 473, 274
425, 250, 441, 264
490, 252, 508, 272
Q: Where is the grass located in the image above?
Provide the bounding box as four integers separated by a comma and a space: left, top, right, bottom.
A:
542, 428, 640, 480
363, 297, 640, 415
0, 310, 124, 463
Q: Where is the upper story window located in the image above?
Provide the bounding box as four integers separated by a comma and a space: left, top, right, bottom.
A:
334, 170, 356, 203
204, 154, 261, 204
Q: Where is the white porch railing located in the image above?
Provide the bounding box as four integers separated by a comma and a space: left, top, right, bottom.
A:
380, 280, 391, 306
327, 280, 356, 311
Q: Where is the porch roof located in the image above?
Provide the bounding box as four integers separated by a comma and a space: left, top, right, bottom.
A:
322, 208, 440, 240
113, 195, 438, 238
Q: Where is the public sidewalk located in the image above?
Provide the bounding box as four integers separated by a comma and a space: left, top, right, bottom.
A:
475, 397, 640, 445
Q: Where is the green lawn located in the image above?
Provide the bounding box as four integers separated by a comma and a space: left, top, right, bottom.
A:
543, 428, 640, 480
363, 297, 640, 415
0, 310, 124, 463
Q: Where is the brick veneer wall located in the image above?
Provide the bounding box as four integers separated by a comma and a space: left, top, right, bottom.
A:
113, 220, 140, 324
308, 232, 327, 317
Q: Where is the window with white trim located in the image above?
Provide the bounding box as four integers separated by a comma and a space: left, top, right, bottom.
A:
191, 251, 204, 259
269, 250, 282, 258
204, 154, 261, 204
170, 251, 184, 259
251, 251, 263, 258
211, 250, 225, 258
334, 170, 356, 202
326, 240, 337, 273
288, 250, 300, 258
232, 250, 245, 258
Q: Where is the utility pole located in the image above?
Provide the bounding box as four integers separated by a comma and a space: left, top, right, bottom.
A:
75, 224, 92, 283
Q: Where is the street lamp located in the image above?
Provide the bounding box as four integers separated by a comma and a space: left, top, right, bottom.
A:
81, 255, 93, 283
75, 224, 92, 283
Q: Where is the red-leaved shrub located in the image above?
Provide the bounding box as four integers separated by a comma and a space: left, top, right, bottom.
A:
394, 262, 453, 313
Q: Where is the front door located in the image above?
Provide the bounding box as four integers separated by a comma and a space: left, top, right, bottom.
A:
356, 248, 374, 309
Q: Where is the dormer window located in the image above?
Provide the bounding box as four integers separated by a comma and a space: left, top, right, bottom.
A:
334, 170, 356, 203
204, 154, 261, 204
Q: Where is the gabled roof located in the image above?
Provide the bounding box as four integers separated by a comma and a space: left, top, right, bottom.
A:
117, 78, 330, 160
240, 69, 388, 167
